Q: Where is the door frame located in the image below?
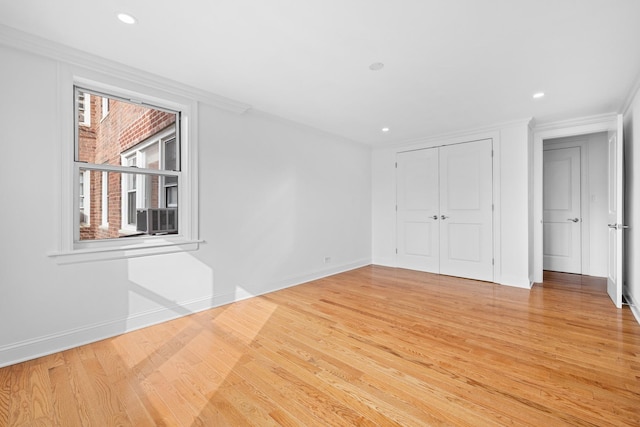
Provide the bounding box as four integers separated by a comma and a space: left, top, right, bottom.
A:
533, 114, 619, 283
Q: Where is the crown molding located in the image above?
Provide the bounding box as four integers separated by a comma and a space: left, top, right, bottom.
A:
0, 24, 251, 114
532, 113, 617, 134
247, 109, 369, 148
378, 117, 533, 150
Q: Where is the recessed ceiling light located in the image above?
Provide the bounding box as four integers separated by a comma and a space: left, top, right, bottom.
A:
117, 13, 137, 24
369, 62, 384, 71
381, 127, 390, 132
533, 92, 545, 99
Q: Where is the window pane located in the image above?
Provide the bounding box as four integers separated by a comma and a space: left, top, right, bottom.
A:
76, 88, 178, 171
79, 169, 179, 241
77, 91, 90, 125
79, 171, 90, 226
101, 171, 109, 227
166, 186, 178, 208
126, 156, 137, 190
164, 138, 177, 171
143, 143, 159, 169
101, 97, 109, 119
127, 191, 137, 225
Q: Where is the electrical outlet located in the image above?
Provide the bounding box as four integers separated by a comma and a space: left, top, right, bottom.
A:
324, 256, 331, 264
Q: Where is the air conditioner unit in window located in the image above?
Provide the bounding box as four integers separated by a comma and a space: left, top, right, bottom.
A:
136, 208, 178, 235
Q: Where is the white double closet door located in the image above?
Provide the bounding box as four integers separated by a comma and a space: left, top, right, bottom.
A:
396, 139, 494, 282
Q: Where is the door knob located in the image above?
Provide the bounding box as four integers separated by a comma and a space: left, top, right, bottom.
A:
441, 215, 449, 220
567, 218, 579, 222
431, 215, 438, 220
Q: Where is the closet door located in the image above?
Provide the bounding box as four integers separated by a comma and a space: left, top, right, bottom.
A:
439, 140, 494, 281
396, 149, 440, 272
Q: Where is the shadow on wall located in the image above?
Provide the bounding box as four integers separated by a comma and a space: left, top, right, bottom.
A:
127, 251, 216, 329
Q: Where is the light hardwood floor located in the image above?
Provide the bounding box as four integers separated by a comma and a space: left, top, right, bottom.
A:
1, 266, 639, 426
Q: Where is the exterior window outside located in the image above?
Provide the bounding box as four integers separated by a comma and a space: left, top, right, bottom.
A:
78, 92, 90, 126
79, 170, 89, 225
76, 87, 179, 241
101, 97, 109, 120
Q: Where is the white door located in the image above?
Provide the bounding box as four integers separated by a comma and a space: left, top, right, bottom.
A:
607, 115, 624, 308
543, 147, 582, 274
396, 149, 440, 272
439, 140, 494, 282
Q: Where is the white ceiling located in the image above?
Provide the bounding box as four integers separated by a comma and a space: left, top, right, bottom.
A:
1, 0, 640, 145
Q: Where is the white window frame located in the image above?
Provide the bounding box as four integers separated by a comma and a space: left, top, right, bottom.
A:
50, 66, 200, 263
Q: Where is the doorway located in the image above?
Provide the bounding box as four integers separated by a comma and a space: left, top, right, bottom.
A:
542, 133, 608, 277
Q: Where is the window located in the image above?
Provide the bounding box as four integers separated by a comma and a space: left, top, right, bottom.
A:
164, 137, 178, 208
79, 170, 90, 225
101, 97, 109, 120
50, 69, 199, 263
100, 171, 108, 228
77, 91, 90, 126
72, 85, 187, 245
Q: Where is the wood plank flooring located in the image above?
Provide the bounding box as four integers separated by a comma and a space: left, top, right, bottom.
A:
1, 266, 639, 426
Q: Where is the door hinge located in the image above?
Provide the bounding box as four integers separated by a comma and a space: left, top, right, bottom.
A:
395, 162, 398, 168
491, 150, 494, 158
492, 204, 494, 211
492, 258, 494, 265
395, 205, 398, 211
395, 248, 398, 254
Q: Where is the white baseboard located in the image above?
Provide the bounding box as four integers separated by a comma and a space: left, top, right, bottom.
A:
0, 295, 217, 368
625, 292, 640, 326
371, 256, 396, 268
497, 276, 533, 289
0, 259, 370, 368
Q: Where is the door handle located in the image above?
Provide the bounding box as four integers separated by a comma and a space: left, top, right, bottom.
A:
567, 218, 579, 222
608, 224, 630, 229
441, 215, 449, 220
431, 215, 438, 220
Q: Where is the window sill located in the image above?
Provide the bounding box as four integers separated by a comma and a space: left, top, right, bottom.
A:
48, 238, 204, 264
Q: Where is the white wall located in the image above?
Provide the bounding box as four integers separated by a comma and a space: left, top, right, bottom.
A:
543, 133, 608, 277
0, 42, 372, 366
371, 121, 532, 288
498, 124, 532, 287
623, 86, 640, 322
